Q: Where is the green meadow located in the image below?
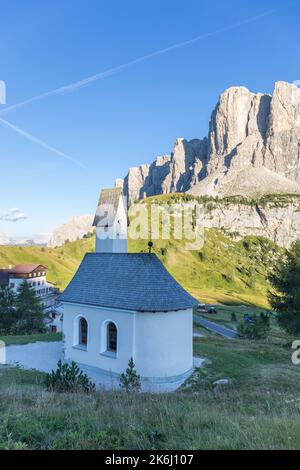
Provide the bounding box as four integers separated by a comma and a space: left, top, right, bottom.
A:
0, 327, 299, 450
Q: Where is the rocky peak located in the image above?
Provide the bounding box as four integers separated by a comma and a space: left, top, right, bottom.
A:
269, 81, 300, 134
47, 214, 94, 248
208, 86, 269, 156
121, 81, 300, 203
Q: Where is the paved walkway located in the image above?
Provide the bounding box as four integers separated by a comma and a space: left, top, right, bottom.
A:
6, 341, 63, 372
194, 315, 237, 339
4, 341, 205, 393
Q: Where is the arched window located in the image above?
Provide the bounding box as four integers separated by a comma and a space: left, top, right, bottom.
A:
79, 317, 88, 346
107, 322, 117, 352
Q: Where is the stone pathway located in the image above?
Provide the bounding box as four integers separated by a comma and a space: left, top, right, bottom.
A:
6, 341, 63, 372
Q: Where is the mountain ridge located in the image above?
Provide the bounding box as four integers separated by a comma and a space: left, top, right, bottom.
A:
121, 81, 300, 203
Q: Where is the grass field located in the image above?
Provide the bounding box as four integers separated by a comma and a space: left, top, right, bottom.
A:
0, 329, 299, 450
0, 332, 62, 346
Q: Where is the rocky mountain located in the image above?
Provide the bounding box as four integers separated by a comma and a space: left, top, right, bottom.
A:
0, 233, 51, 247
201, 195, 300, 249
47, 215, 94, 248
121, 81, 300, 203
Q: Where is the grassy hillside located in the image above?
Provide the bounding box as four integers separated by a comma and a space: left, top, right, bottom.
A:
1, 329, 300, 450
0, 194, 284, 306
128, 194, 284, 307
130, 229, 282, 308
0, 236, 95, 290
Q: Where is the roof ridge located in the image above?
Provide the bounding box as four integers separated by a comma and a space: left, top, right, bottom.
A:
86, 252, 155, 255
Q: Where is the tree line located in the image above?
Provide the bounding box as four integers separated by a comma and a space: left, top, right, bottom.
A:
0, 282, 45, 335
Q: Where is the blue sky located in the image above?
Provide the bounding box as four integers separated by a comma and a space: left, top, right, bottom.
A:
0, 0, 299, 239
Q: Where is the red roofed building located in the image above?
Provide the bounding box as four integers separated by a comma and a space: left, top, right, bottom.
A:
0, 263, 58, 309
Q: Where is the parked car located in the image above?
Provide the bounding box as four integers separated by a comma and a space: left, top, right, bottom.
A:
197, 303, 207, 312
207, 307, 217, 314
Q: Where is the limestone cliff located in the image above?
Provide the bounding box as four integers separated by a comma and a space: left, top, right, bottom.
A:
202, 196, 300, 248
121, 81, 300, 203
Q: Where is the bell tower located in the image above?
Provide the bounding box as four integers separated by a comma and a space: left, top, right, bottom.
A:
93, 187, 127, 253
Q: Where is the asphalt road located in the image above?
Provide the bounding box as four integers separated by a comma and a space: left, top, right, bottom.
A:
194, 314, 237, 339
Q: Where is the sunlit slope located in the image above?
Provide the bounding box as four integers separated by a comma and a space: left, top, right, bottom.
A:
0, 194, 283, 306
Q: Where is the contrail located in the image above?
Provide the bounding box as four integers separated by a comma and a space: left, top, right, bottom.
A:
0, 117, 86, 168
0, 7, 278, 117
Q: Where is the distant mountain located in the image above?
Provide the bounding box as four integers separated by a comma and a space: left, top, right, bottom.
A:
0, 215, 94, 248
0, 233, 50, 247
121, 81, 300, 203
47, 215, 94, 248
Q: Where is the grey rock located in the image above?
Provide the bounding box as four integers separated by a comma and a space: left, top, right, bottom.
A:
212, 378, 231, 389
121, 81, 300, 203
123, 138, 208, 204
47, 215, 94, 248
202, 196, 300, 248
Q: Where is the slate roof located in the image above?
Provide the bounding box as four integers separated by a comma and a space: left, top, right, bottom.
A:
60, 253, 198, 312
93, 188, 124, 227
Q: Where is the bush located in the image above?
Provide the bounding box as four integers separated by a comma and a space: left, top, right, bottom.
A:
237, 314, 270, 340
160, 247, 167, 256
231, 312, 237, 322
120, 358, 141, 392
45, 360, 96, 394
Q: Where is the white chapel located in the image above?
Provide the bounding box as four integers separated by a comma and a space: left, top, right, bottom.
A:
60, 186, 197, 389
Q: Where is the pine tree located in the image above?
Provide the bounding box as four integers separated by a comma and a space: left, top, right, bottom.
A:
14, 281, 45, 334
268, 240, 300, 334
0, 285, 16, 333
120, 357, 141, 392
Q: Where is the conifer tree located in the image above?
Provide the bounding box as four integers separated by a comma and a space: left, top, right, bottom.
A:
120, 357, 141, 392
0, 285, 16, 333
14, 281, 45, 334
268, 240, 300, 334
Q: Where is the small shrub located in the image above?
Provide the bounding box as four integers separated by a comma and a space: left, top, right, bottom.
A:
120, 357, 141, 392
222, 273, 233, 283
243, 241, 250, 251
160, 247, 167, 256
237, 314, 270, 340
45, 360, 96, 394
148, 428, 167, 449
231, 312, 237, 322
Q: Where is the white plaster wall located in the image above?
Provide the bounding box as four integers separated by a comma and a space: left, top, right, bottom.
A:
9, 275, 47, 293
9, 276, 56, 308
134, 309, 193, 378
63, 303, 193, 380
63, 303, 134, 375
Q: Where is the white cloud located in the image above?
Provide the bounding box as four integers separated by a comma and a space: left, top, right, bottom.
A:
0, 208, 28, 222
